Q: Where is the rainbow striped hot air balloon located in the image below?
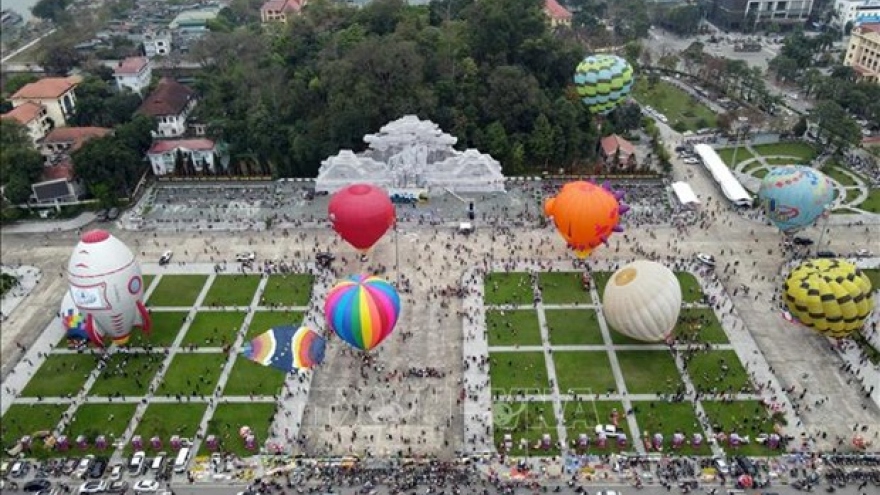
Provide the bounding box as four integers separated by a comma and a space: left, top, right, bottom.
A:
241, 325, 326, 372
324, 274, 401, 352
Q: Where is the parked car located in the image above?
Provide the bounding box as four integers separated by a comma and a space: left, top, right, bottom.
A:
133, 480, 159, 493
88, 458, 108, 479
107, 207, 120, 220
714, 456, 730, 474
74, 455, 95, 478
792, 237, 814, 246
96, 209, 109, 222
855, 248, 873, 257
62, 458, 79, 475
10, 460, 30, 478
682, 157, 700, 165
159, 250, 173, 266
235, 252, 256, 263
816, 251, 837, 258
78, 481, 106, 494
128, 451, 146, 475
695, 253, 717, 267
107, 481, 129, 494
24, 479, 51, 493
108, 463, 123, 481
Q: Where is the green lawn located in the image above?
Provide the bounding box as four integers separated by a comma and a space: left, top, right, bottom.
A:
203, 275, 261, 307
156, 352, 229, 396
546, 309, 605, 345
0, 404, 68, 456
845, 188, 862, 204
751, 142, 816, 162
246, 311, 304, 339
20, 354, 97, 397
260, 274, 314, 307
129, 311, 188, 347
484, 272, 534, 305
487, 310, 541, 346
716, 147, 755, 166
685, 350, 752, 394
223, 356, 287, 396
823, 166, 858, 187
764, 157, 798, 166
493, 401, 560, 456
64, 403, 137, 455
590, 271, 612, 297
861, 269, 880, 294
142, 275, 155, 292
753, 168, 769, 179
148, 275, 208, 307
674, 308, 729, 344
130, 403, 206, 451
632, 401, 711, 455
742, 160, 766, 174
701, 400, 779, 456
201, 403, 276, 457
90, 352, 165, 397
632, 79, 718, 132
675, 271, 704, 303
537, 272, 591, 304
563, 400, 630, 451
182, 311, 246, 346
616, 351, 681, 394
858, 188, 880, 213
553, 351, 617, 395
489, 352, 549, 393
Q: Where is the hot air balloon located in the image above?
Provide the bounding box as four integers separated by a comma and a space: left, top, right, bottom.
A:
241, 325, 326, 372
783, 259, 874, 339
60, 292, 105, 347
328, 184, 396, 252
574, 54, 635, 115
544, 181, 628, 258
325, 274, 401, 351
602, 260, 682, 342
66, 229, 151, 346
758, 166, 835, 234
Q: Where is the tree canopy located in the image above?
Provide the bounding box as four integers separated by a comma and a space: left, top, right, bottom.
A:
191, 0, 600, 177
0, 120, 44, 205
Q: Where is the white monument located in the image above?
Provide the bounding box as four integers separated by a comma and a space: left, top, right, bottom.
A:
315, 115, 506, 194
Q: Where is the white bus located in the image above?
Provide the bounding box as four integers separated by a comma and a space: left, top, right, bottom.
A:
173, 448, 190, 473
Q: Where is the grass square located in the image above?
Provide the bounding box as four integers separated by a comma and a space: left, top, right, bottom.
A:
148, 275, 208, 307
489, 352, 549, 393
130, 311, 188, 347
701, 400, 777, 456
20, 354, 97, 397
247, 311, 304, 338
610, 328, 656, 345
182, 311, 246, 346
484, 272, 534, 305
156, 352, 229, 396
64, 403, 137, 455
562, 400, 630, 452
201, 403, 276, 457
631, 401, 711, 455
142, 275, 155, 292
492, 401, 559, 456
751, 142, 816, 162
537, 272, 591, 304
90, 352, 165, 397
546, 309, 604, 345
131, 403, 206, 450
203, 275, 261, 307
260, 274, 314, 307
486, 310, 541, 346
675, 272, 704, 303
590, 271, 612, 297
675, 308, 729, 344
553, 351, 617, 395
616, 351, 681, 394
0, 404, 68, 458
223, 356, 287, 396
685, 351, 752, 394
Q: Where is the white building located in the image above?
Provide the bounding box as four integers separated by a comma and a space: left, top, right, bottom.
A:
147, 139, 220, 176
138, 78, 197, 138
1, 102, 53, 146
143, 30, 172, 57
113, 57, 152, 95
834, 0, 880, 29
9, 76, 80, 128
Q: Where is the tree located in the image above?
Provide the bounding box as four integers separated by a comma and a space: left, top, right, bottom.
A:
39, 39, 81, 76
529, 114, 555, 169
31, 0, 71, 23
0, 120, 44, 205
655, 5, 702, 36
810, 100, 861, 153
2, 74, 39, 96
72, 136, 141, 197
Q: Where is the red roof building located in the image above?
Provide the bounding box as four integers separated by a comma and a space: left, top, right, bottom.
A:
9, 76, 81, 128
1, 102, 52, 146
42, 127, 112, 156
261, 0, 306, 23
147, 139, 220, 176
599, 134, 637, 167
139, 78, 197, 137
544, 0, 572, 27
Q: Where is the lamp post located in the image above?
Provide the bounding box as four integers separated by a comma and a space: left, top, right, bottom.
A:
729, 116, 750, 170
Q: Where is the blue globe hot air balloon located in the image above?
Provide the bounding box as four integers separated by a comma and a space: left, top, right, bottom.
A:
758, 165, 835, 234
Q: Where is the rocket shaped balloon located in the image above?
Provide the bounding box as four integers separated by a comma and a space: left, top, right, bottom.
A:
65, 229, 151, 346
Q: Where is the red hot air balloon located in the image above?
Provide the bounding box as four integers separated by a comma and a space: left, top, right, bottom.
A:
328, 184, 396, 251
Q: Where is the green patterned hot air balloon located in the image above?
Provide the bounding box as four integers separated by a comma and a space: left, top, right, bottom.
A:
574, 54, 635, 115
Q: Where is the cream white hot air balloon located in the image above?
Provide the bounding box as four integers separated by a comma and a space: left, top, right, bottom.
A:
602, 260, 682, 342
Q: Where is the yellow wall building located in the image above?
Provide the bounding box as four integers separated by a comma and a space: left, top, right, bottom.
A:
845, 23, 880, 83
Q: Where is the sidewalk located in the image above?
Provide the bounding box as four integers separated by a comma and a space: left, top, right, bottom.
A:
0, 212, 96, 234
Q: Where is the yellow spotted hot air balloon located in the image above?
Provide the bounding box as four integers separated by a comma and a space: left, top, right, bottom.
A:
783, 259, 874, 339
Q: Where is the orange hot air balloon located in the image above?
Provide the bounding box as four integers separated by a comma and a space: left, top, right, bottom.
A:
544, 181, 628, 258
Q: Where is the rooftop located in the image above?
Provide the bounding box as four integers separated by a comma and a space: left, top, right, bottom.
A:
148, 138, 216, 154
544, 0, 572, 20
114, 56, 150, 75
262, 0, 306, 12
1, 102, 44, 125
11, 76, 82, 100
856, 22, 880, 34
600, 134, 636, 156
138, 77, 196, 117
43, 127, 113, 152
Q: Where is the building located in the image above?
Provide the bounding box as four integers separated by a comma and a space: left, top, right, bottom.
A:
844, 23, 880, 83
170, 7, 221, 32
138, 78, 197, 138
834, 0, 880, 29
113, 57, 152, 95
40, 126, 113, 157
709, 0, 814, 31
260, 0, 306, 23
1, 102, 53, 145
147, 139, 221, 176
10, 76, 81, 128
599, 134, 637, 168
544, 0, 572, 27
143, 30, 172, 58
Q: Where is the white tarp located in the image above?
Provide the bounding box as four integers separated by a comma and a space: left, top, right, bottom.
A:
693, 144, 752, 206
671, 181, 701, 207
